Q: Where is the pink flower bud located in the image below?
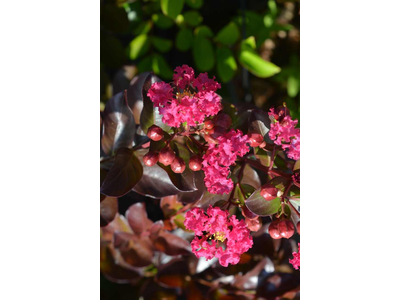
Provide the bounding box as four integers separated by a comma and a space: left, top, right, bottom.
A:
189, 156, 202, 171
204, 120, 214, 130
171, 157, 186, 173
159, 147, 176, 166
278, 219, 295, 239
213, 113, 232, 129
143, 151, 159, 167
249, 133, 264, 147
260, 183, 278, 201
268, 220, 282, 239
147, 125, 164, 141
245, 217, 261, 232
211, 126, 226, 139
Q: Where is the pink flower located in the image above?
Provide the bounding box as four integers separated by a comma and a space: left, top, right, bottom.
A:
289, 243, 300, 270
147, 65, 222, 128
173, 65, 195, 89
147, 82, 173, 107
193, 73, 221, 92
268, 108, 300, 161
202, 130, 250, 194
184, 206, 253, 267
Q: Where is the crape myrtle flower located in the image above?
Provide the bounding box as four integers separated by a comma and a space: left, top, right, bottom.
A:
184, 206, 253, 267
268, 108, 300, 160
289, 243, 300, 270
147, 65, 222, 128
202, 129, 250, 194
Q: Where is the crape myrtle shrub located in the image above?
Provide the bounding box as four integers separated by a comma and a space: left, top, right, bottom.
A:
100, 66, 300, 299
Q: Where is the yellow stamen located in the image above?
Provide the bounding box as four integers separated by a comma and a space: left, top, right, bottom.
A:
213, 231, 226, 242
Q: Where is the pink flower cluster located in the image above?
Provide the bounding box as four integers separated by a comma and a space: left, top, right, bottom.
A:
268, 108, 300, 160
184, 206, 253, 267
202, 129, 250, 194
147, 65, 222, 127
289, 243, 300, 270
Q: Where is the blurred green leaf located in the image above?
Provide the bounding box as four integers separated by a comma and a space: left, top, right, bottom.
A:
185, 0, 203, 9
234, 11, 263, 38
287, 75, 300, 97
193, 36, 215, 71
129, 34, 151, 60
182, 10, 203, 27
268, 0, 278, 17
152, 53, 173, 79
152, 13, 174, 29
137, 55, 153, 73
216, 47, 237, 82
215, 22, 240, 46
239, 36, 281, 78
133, 20, 153, 35
152, 36, 173, 53
175, 27, 193, 51
194, 25, 213, 38
161, 0, 184, 19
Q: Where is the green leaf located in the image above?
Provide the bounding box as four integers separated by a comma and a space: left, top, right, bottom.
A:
255, 147, 271, 168
152, 53, 173, 79
238, 37, 281, 78
268, 0, 278, 17
216, 47, 237, 82
185, 0, 203, 9
137, 55, 153, 73
152, 37, 173, 53
133, 20, 153, 35
152, 13, 174, 29
161, 0, 184, 19
215, 22, 240, 46
194, 25, 213, 38
192, 36, 215, 71
287, 75, 300, 97
129, 34, 151, 60
175, 27, 193, 51
182, 10, 203, 27
245, 188, 281, 216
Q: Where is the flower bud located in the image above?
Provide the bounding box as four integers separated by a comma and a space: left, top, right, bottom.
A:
296, 221, 300, 235
278, 219, 295, 239
245, 217, 261, 232
143, 151, 159, 167
159, 147, 176, 166
260, 183, 279, 201
171, 157, 186, 173
249, 133, 264, 147
147, 125, 164, 141
189, 156, 202, 171
268, 220, 281, 239
213, 113, 232, 129
204, 119, 214, 130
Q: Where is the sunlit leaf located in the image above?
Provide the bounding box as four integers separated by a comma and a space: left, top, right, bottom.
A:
129, 34, 151, 60
161, 0, 184, 19
125, 202, 153, 235
239, 36, 281, 78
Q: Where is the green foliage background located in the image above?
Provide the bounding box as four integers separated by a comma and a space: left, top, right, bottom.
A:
100, 0, 299, 122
